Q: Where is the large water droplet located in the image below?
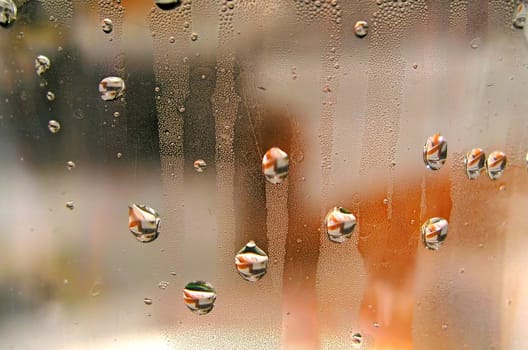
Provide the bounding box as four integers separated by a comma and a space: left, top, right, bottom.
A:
464, 148, 486, 180
35, 55, 51, 76
513, 2, 527, 29
354, 20, 368, 38
486, 151, 507, 180
183, 281, 216, 315
99, 77, 125, 101
47, 120, 61, 133
235, 241, 269, 282
423, 133, 447, 170
101, 18, 113, 33
421, 217, 448, 250
193, 159, 207, 172
128, 204, 161, 243
155, 0, 181, 10
0, 0, 17, 28
324, 206, 357, 243
262, 147, 289, 184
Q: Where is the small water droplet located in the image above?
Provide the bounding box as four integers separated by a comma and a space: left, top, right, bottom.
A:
116, 152, 123, 158
90, 281, 103, 297
262, 147, 289, 184
63, 279, 69, 285
171, 271, 177, 276
499, 184, 506, 192
470, 37, 481, 49
99, 77, 125, 101
65, 201, 75, 210
169, 36, 175, 43
423, 133, 447, 170
325, 206, 357, 243
442, 323, 448, 330
143, 297, 153, 305
486, 151, 507, 180
235, 241, 269, 282
155, 0, 181, 10
66, 161, 76, 170
190, 32, 198, 41
351, 332, 363, 348
35, 55, 51, 76
158, 280, 169, 290
354, 20, 368, 38
0, 0, 17, 28
183, 281, 216, 315
383, 198, 389, 205
46, 91, 55, 101
464, 148, 486, 180
128, 204, 161, 243
193, 159, 207, 172
421, 217, 448, 250
372, 322, 380, 328
47, 120, 61, 133
412, 63, 418, 69
513, 2, 527, 29
101, 18, 113, 33
179, 106, 186, 113
113, 111, 120, 118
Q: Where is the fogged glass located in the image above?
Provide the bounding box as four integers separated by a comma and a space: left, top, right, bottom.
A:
1, 1, 527, 349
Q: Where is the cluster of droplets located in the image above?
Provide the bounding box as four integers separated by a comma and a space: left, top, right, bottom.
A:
373, 0, 427, 32
293, 0, 342, 25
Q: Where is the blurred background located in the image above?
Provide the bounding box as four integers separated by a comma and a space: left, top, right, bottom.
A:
1, 0, 528, 349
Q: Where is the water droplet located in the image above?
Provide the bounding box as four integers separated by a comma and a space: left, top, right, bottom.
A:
513, 2, 527, 29
0, 0, 17, 28
143, 297, 153, 305
372, 322, 380, 328
486, 151, 507, 180
65, 201, 75, 210
412, 63, 418, 69
116, 152, 123, 158
101, 18, 113, 33
90, 281, 103, 297
47, 120, 61, 133
499, 184, 506, 192
423, 133, 447, 170
35, 55, 51, 76
464, 148, 486, 180
99, 77, 126, 101
158, 280, 169, 290
262, 147, 289, 184
470, 37, 481, 49
351, 332, 363, 349
155, 0, 181, 10
46, 91, 55, 101
354, 20, 368, 38
190, 32, 198, 41
183, 281, 216, 315
235, 241, 269, 282
324, 206, 357, 243
441, 323, 448, 330
193, 159, 207, 172
66, 161, 76, 170
113, 111, 120, 118
169, 36, 175, 43
421, 217, 448, 250
128, 204, 161, 243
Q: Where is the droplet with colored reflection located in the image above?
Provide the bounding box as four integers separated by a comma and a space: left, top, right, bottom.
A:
128, 204, 161, 243
0, 0, 17, 28
351, 332, 363, 349
262, 147, 289, 184
486, 151, 507, 180
324, 206, 357, 243
464, 148, 486, 180
99, 77, 125, 101
193, 159, 207, 172
423, 133, 448, 170
513, 2, 527, 29
155, 0, 181, 10
35, 55, 51, 76
183, 281, 216, 315
354, 20, 368, 38
101, 18, 113, 33
47, 120, 61, 133
235, 241, 269, 282
421, 217, 448, 250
